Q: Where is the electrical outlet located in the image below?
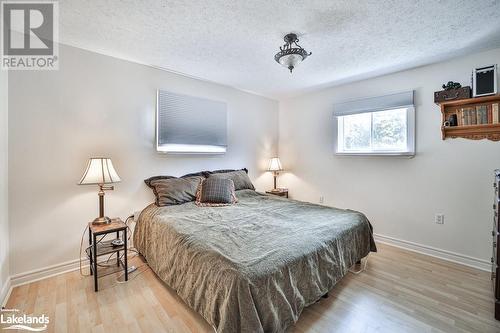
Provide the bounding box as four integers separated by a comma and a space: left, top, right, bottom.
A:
319, 196, 324, 204
435, 214, 445, 224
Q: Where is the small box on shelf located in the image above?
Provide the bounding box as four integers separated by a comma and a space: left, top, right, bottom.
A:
434, 86, 471, 103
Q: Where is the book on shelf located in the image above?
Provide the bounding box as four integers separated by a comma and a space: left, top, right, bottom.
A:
475, 105, 485, 125
461, 107, 469, 125
456, 104, 500, 126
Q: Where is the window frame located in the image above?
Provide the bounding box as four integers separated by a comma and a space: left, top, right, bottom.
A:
334, 106, 415, 157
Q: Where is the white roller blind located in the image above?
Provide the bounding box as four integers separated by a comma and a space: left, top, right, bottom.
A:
333, 91, 414, 116
156, 90, 227, 153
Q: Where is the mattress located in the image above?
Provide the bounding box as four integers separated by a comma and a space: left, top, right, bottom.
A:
133, 190, 376, 332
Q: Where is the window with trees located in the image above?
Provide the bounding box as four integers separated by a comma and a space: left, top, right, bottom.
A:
334, 92, 415, 156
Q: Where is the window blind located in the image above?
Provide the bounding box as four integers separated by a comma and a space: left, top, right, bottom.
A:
333, 91, 414, 116
156, 90, 227, 153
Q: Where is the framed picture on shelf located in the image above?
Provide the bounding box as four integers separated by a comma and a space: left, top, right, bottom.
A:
473, 64, 497, 97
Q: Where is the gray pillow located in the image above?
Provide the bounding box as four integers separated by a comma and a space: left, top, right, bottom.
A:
207, 168, 248, 176
144, 172, 205, 187
196, 178, 237, 206
208, 170, 255, 191
148, 176, 203, 206
144, 175, 176, 188
180, 171, 207, 178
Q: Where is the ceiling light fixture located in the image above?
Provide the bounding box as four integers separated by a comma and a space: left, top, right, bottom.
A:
274, 33, 312, 73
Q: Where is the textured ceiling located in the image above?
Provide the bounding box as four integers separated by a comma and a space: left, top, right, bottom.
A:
60, 0, 500, 99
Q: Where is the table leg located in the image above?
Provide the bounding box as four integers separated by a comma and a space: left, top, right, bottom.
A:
124, 228, 128, 281
88, 227, 93, 276
93, 233, 98, 292
116, 231, 120, 267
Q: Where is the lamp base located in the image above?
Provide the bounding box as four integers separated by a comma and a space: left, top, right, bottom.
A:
92, 216, 112, 225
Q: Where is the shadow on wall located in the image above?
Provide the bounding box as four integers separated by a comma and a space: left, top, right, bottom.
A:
0, 248, 8, 294
253, 172, 273, 191
278, 172, 319, 201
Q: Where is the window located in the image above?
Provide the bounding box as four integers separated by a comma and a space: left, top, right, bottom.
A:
156, 90, 227, 154
334, 91, 415, 156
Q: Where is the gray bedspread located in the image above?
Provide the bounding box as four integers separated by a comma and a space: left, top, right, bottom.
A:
134, 190, 376, 333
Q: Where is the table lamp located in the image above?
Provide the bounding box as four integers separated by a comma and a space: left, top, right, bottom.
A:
268, 157, 283, 190
78, 157, 121, 225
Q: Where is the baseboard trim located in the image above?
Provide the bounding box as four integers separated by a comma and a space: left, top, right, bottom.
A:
374, 233, 490, 272
10, 257, 89, 288
1, 277, 12, 308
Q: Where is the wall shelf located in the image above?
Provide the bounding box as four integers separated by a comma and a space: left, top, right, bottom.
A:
437, 94, 500, 141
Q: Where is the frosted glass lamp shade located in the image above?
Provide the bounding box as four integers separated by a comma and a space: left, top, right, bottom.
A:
268, 158, 283, 172
278, 54, 303, 72
78, 158, 121, 185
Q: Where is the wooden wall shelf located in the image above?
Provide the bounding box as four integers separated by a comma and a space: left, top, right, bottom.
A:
437, 94, 500, 141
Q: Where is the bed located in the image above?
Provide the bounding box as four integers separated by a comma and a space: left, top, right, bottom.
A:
133, 189, 377, 333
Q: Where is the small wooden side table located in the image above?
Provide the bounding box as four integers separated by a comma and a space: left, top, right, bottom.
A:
266, 188, 289, 198
87, 218, 128, 292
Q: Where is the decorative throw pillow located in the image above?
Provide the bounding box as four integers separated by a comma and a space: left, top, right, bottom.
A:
208, 169, 255, 191
196, 178, 238, 206
146, 176, 203, 206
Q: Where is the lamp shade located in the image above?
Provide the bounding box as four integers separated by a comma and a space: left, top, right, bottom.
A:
268, 157, 283, 172
78, 158, 121, 185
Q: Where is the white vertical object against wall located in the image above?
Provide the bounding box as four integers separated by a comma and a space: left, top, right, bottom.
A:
0, 69, 9, 304
279, 47, 500, 265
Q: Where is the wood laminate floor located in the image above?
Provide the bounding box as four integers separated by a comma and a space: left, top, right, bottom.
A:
3, 243, 499, 333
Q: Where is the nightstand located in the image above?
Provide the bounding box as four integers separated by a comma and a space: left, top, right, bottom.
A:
87, 218, 128, 292
266, 188, 289, 198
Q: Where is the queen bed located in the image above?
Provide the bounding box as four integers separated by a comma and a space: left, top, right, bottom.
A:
134, 186, 376, 333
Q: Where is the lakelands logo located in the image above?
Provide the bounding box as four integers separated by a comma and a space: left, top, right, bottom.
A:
1, 0, 59, 70
1, 308, 49, 331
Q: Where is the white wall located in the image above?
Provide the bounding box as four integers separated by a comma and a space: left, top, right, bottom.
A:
0, 69, 9, 301
7, 43, 499, 279
279, 47, 500, 263
8, 44, 279, 276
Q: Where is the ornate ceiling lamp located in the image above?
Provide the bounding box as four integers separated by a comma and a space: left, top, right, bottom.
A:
274, 33, 312, 73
